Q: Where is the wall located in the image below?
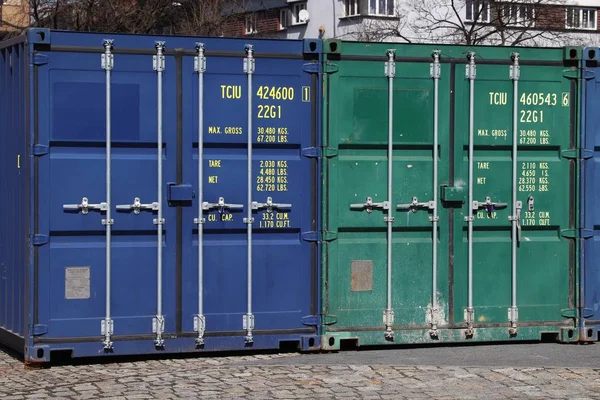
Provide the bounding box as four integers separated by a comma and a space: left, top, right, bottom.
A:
0, 0, 28, 33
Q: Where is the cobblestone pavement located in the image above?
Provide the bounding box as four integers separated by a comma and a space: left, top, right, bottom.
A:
1, 346, 600, 399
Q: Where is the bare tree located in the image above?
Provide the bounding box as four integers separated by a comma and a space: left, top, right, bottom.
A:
0, 0, 246, 38
407, 0, 579, 47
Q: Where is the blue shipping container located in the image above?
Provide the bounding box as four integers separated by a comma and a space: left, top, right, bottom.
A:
0, 29, 322, 363
581, 47, 600, 342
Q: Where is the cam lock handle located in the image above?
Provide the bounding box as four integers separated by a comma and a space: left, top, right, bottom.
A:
397, 197, 435, 213
473, 196, 507, 215
116, 197, 159, 214
350, 197, 390, 213
252, 197, 292, 212
63, 197, 108, 215
202, 197, 243, 212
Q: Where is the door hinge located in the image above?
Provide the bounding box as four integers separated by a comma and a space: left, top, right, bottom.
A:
31, 324, 48, 336
582, 150, 594, 159
322, 147, 338, 158
32, 144, 48, 156
582, 308, 595, 318
583, 70, 595, 80
302, 62, 320, 74
561, 149, 578, 159
301, 147, 320, 158
301, 315, 319, 326
324, 63, 339, 74
562, 69, 579, 80
31, 234, 48, 246
323, 231, 337, 242
301, 231, 320, 242
32, 53, 49, 66
561, 308, 577, 318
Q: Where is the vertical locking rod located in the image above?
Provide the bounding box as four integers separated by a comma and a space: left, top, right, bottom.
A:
101, 39, 114, 350
464, 51, 477, 337
153, 41, 166, 348
194, 43, 207, 346
509, 52, 520, 335
383, 49, 396, 340
430, 50, 441, 337
243, 45, 256, 344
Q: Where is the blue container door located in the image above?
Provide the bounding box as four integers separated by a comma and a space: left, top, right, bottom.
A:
35, 47, 178, 340
582, 47, 600, 341
180, 43, 319, 345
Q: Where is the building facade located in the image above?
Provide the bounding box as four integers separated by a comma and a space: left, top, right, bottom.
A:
224, 0, 600, 46
0, 0, 28, 35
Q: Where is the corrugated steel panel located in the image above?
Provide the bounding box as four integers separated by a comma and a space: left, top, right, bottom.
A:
581, 47, 600, 342
0, 35, 29, 353
0, 29, 322, 363
321, 40, 581, 350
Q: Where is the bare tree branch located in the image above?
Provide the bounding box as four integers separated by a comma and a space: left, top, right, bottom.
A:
407, 0, 580, 46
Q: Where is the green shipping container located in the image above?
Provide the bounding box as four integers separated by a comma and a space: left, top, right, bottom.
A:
321, 41, 582, 349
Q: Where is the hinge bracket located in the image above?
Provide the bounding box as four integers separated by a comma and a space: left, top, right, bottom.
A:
301, 147, 320, 158
583, 70, 595, 80
562, 69, 579, 80
301, 231, 319, 242
582, 150, 594, 159
32, 144, 48, 156
561, 149, 578, 159
301, 315, 319, 326
31, 234, 49, 246
302, 62, 320, 74
561, 308, 577, 318
323, 231, 337, 242
32, 53, 49, 66
324, 63, 339, 74
32, 324, 48, 336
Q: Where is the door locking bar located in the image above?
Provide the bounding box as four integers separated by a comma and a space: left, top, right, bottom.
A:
153, 41, 166, 349
194, 42, 207, 347
508, 52, 521, 336
116, 197, 159, 215
243, 44, 256, 344
465, 51, 476, 338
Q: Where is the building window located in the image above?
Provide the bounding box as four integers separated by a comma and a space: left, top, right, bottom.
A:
465, 0, 490, 23
566, 8, 597, 30
504, 4, 534, 26
279, 8, 289, 29
368, 0, 394, 16
345, 0, 359, 17
245, 14, 257, 35
291, 1, 308, 25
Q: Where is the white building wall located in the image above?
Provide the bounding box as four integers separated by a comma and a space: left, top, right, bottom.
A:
266, 0, 600, 46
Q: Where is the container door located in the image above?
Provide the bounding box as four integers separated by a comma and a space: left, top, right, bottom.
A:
180, 42, 319, 347
582, 47, 600, 341
322, 42, 577, 346
452, 59, 574, 336
35, 45, 178, 342
322, 57, 449, 336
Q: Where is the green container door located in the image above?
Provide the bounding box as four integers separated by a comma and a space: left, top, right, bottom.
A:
322, 41, 580, 349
